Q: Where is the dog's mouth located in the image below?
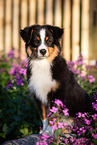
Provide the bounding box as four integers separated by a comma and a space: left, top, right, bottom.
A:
38, 56, 49, 59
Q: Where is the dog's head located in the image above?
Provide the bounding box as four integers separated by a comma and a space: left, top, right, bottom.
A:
20, 25, 63, 61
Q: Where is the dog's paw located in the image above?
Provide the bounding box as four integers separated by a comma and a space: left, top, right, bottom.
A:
40, 125, 53, 137
39, 129, 44, 135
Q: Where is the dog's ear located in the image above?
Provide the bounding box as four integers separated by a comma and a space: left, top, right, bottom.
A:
20, 26, 32, 44
45, 25, 64, 40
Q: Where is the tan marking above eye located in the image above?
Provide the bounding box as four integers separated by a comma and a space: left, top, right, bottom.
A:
46, 36, 49, 41
37, 36, 40, 41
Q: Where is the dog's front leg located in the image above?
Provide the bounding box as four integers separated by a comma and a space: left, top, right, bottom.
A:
34, 97, 53, 136
39, 104, 48, 134
33, 97, 48, 132
40, 104, 53, 136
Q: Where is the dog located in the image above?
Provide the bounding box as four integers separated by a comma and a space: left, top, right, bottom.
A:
20, 24, 92, 135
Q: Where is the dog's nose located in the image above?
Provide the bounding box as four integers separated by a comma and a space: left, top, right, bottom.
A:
40, 49, 47, 56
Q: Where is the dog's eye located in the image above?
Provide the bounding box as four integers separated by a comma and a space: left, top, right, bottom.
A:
46, 37, 53, 46
34, 37, 40, 45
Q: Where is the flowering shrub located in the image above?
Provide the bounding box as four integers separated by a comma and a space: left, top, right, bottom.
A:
0, 50, 41, 143
68, 54, 97, 96
38, 97, 97, 145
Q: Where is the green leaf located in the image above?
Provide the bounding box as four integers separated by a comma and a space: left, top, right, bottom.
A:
2, 124, 8, 134
93, 139, 97, 145
50, 112, 57, 119
54, 128, 62, 140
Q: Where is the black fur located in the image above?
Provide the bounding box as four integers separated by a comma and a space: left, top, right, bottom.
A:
50, 55, 92, 116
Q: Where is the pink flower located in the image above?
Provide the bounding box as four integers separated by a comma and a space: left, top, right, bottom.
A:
68, 61, 75, 68
19, 68, 26, 76
47, 112, 52, 117
64, 122, 67, 126
82, 129, 86, 134
92, 133, 97, 139
85, 119, 91, 125
77, 112, 82, 118
92, 102, 97, 111
54, 99, 63, 107
88, 75, 95, 83
92, 114, 97, 120
8, 49, 15, 58
88, 75, 94, 79
77, 61, 85, 65
58, 122, 64, 128
41, 134, 49, 141
52, 124, 58, 131
50, 107, 58, 113
63, 108, 69, 116
49, 118, 56, 125
89, 78, 95, 83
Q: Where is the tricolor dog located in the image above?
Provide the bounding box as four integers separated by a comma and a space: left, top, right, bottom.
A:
20, 25, 92, 135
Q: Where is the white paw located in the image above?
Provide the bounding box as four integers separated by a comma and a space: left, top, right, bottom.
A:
40, 125, 53, 137
39, 129, 45, 134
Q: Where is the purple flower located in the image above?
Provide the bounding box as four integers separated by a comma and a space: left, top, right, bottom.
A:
16, 78, 22, 85
86, 65, 91, 70
6, 83, 13, 90
6, 80, 13, 89
8, 49, 15, 58
73, 69, 80, 74
68, 61, 75, 68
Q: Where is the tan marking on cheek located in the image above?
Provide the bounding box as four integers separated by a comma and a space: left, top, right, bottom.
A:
41, 104, 47, 120
47, 46, 59, 62
51, 82, 59, 92
27, 47, 32, 57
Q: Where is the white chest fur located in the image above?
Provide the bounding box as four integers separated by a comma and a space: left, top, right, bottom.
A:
28, 59, 57, 104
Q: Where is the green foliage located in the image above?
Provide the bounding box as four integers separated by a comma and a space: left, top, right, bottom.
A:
0, 54, 42, 144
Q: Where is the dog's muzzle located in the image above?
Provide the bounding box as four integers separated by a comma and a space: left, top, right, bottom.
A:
38, 47, 48, 58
